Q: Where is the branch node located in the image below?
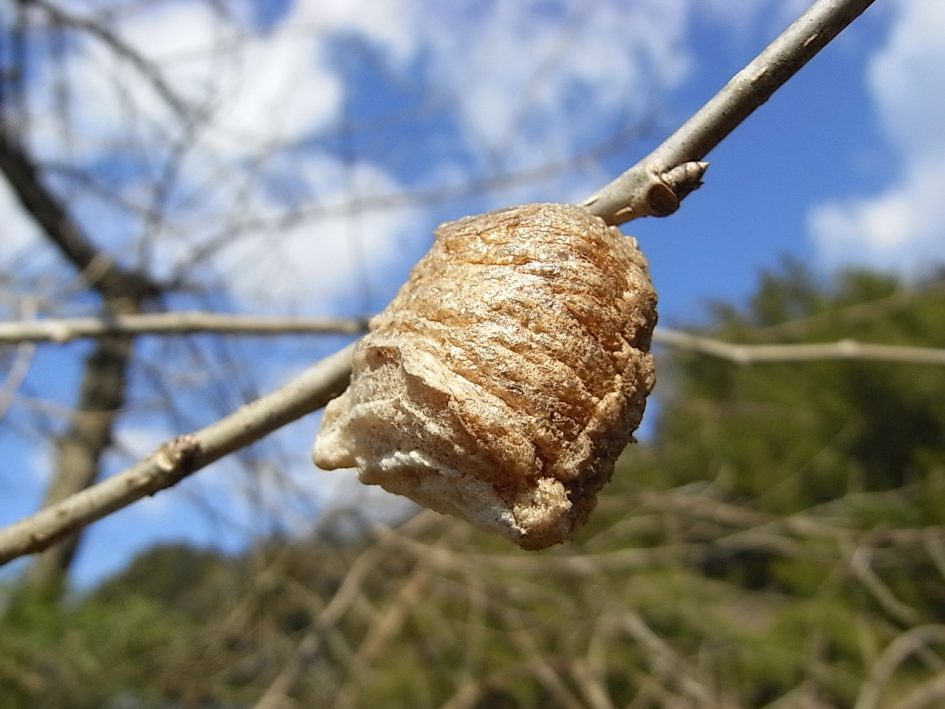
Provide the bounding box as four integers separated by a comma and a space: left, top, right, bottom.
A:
49, 324, 73, 344
581, 0, 874, 225
154, 435, 201, 475
662, 161, 709, 201
644, 179, 680, 218
642, 161, 709, 218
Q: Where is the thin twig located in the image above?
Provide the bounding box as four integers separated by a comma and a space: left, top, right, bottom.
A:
30, 0, 190, 118
252, 512, 441, 709
892, 672, 945, 709
4, 314, 945, 368
856, 626, 945, 709
847, 545, 922, 627
331, 565, 433, 709
0, 340, 35, 419
582, 0, 876, 224
0, 312, 369, 343
0, 295, 38, 419
0, 343, 354, 564
653, 328, 945, 367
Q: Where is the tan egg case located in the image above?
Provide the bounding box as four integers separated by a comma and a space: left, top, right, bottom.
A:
314, 203, 656, 550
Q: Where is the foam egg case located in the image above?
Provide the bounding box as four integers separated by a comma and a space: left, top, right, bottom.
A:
314, 203, 656, 550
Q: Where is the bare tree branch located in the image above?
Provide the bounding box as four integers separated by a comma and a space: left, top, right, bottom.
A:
653, 328, 945, 367
5, 318, 940, 565
0, 312, 369, 343
582, 0, 876, 224
28, 0, 191, 119
4, 314, 945, 368
0, 342, 354, 565
0, 135, 162, 301
0, 102, 165, 592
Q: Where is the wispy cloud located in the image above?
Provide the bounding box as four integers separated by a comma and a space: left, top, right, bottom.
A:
20, 0, 704, 315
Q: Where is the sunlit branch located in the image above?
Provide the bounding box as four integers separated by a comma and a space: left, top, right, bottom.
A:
0, 312, 369, 343
582, 0, 876, 224
0, 343, 354, 565
3, 314, 945, 368
653, 328, 945, 367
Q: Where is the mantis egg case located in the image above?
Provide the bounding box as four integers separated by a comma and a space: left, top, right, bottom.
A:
314, 203, 656, 550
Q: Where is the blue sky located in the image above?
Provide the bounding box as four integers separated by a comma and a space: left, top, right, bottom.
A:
1, 0, 942, 587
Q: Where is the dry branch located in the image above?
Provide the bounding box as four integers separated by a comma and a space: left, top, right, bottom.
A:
22, 320, 136, 592
0, 136, 160, 300
654, 328, 945, 367
856, 626, 945, 709
582, 0, 875, 224
4, 314, 944, 368
0, 312, 369, 343
0, 343, 354, 564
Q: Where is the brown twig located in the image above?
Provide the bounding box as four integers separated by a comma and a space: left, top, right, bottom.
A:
856, 626, 945, 709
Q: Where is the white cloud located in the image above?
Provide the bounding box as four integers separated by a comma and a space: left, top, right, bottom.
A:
282, 0, 694, 170
415, 0, 692, 170
27, 1, 410, 310
809, 0, 945, 275
35, 1, 343, 162
700, 0, 812, 36
867, 0, 945, 165
21, 0, 711, 315
206, 154, 423, 310
0, 178, 41, 259
288, 0, 417, 64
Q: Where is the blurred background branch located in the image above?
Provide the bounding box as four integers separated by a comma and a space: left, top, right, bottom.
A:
4, 311, 945, 367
